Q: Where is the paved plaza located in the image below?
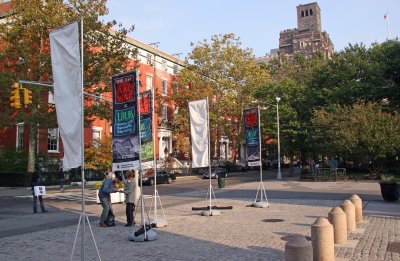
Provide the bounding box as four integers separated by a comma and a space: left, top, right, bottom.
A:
0, 175, 399, 261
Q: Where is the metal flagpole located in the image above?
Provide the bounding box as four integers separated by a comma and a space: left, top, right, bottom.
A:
70, 17, 101, 261
253, 106, 269, 208
130, 70, 158, 242
386, 13, 391, 40
201, 97, 220, 216
80, 16, 86, 261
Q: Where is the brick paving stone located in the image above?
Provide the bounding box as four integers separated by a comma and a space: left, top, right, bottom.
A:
0, 198, 398, 261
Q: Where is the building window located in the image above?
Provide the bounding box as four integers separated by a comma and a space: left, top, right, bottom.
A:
173, 65, 178, 74
161, 59, 167, 71
162, 104, 168, 120
146, 53, 153, 66
310, 9, 313, 16
48, 128, 59, 153
162, 79, 167, 96
146, 75, 153, 90
305, 10, 309, 16
48, 91, 55, 104
16, 123, 24, 151
92, 126, 102, 147
301, 11, 304, 17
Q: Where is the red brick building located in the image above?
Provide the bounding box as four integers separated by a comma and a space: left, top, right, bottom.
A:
0, 1, 185, 171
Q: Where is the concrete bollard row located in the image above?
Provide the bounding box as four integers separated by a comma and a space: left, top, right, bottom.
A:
311, 217, 335, 261
284, 195, 363, 260
349, 194, 363, 223
285, 235, 313, 261
340, 199, 356, 233
328, 207, 347, 244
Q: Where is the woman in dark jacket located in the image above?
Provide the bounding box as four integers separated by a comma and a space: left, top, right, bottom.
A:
31, 171, 47, 213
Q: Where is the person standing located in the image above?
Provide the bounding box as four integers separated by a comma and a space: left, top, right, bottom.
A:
98, 172, 119, 227
58, 167, 65, 192
124, 170, 138, 227
31, 171, 47, 213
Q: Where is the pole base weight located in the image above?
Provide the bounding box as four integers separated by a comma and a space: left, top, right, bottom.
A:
253, 202, 270, 208
201, 209, 221, 216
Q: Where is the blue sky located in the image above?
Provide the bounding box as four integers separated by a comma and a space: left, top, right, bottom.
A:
105, 0, 400, 58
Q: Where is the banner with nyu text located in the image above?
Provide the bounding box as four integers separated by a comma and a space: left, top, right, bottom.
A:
112, 71, 140, 171
243, 107, 261, 166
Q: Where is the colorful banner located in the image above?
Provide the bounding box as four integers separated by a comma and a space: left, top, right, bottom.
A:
112, 71, 140, 171
139, 90, 154, 169
243, 107, 261, 166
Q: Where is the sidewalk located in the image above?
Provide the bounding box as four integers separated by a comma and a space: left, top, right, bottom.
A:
0, 174, 399, 260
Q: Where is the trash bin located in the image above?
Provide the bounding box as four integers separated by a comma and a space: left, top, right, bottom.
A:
218, 177, 225, 188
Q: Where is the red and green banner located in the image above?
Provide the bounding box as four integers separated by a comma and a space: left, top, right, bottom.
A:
243, 107, 261, 166
139, 90, 154, 169
112, 71, 140, 171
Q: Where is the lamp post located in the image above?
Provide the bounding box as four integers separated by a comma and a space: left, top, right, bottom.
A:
276, 97, 282, 180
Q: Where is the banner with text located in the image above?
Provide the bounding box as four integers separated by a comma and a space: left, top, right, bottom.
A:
243, 107, 261, 166
112, 71, 140, 171
139, 90, 154, 169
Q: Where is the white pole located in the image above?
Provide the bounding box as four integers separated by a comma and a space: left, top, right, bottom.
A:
206, 98, 212, 211
387, 18, 391, 40
80, 16, 86, 261
276, 97, 282, 180
257, 106, 263, 201
151, 55, 158, 220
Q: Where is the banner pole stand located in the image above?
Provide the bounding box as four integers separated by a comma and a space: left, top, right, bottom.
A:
149, 188, 168, 227
201, 177, 220, 216
252, 106, 270, 208
129, 170, 158, 242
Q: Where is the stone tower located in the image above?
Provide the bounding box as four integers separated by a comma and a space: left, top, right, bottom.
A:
297, 2, 321, 32
278, 2, 334, 60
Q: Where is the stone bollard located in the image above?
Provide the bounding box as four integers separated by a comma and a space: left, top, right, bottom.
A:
328, 207, 347, 244
311, 217, 335, 261
340, 199, 356, 233
349, 194, 363, 223
285, 235, 313, 261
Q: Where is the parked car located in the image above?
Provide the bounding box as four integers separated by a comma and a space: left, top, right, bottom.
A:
203, 168, 228, 179
141, 169, 176, 186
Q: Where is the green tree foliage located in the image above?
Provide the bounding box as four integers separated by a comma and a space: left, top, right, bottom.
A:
312, 102, 400, 176
84, 134, 112, 172
0, 0, 135, 171
166, 33, 270, 158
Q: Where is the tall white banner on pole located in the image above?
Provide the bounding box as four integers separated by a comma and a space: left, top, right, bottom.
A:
189, 99, 210, 168
50, 22, 82, 169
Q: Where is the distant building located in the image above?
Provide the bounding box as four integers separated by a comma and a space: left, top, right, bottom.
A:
257, 2, 334, 64
279, 2, 334, 60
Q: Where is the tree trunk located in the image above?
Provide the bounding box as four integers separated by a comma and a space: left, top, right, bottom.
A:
27, 124, 37, 172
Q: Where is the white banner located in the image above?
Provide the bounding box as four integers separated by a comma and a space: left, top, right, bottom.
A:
189, 99, 210, 168
50, 22, 82, 170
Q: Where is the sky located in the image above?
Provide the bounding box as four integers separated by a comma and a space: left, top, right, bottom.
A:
104, 0, 400, 58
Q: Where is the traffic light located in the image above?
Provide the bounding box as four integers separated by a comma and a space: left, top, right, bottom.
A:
23, 88, 32, 107
10, 83, 21, 109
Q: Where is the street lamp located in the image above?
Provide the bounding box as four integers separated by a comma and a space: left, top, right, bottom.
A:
276, 97, 282, 180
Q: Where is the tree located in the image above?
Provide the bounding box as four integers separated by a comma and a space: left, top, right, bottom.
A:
0, 0, 135, 171
312, 102, 400, 176
166, 33, 270, 160
84, 134, 112, 172
254, 54, 329, 172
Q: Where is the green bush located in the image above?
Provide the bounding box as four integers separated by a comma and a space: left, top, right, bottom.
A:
0, 148, 28, 172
